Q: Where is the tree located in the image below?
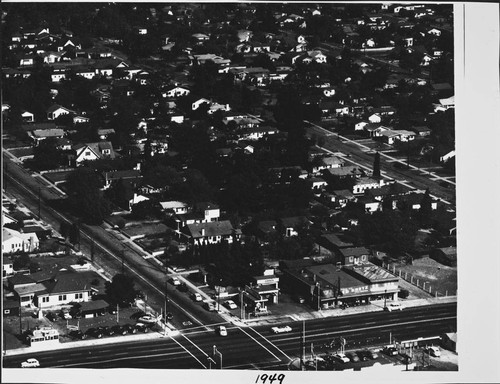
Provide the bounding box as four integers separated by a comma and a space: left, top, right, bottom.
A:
66, 167, 111, 224
419, 189, 433, 228
105, 274, 137, 307
30, 137, 62, 171
372, 152, 381, 179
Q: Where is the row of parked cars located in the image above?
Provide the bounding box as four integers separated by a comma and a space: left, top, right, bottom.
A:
70, 323, 151, 340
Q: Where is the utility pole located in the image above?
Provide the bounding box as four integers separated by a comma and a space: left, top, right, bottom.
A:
384, 289, 387, 310
301, 320, 306, 370
38, 187, 42, 219
116, 304, 119, 323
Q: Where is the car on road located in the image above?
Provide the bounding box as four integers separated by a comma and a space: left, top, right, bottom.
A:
271, 326, 292, 334
217, 326, 228, 336
169, 277, 181, 286
203, 302, 216, 312
383, 346, 398, 356
21, 358, 40, 368
384, 303, 403, 312
191, 292, 203, 302
178, 282, 189, 292
332, 353, 350, 363
224, 300, 237, 310
426, 346, 441, 357
345, 351, 360, 363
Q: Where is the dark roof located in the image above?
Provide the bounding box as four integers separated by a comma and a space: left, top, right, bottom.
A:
280, 216, 310, 228
185, 220, 235, 239
77, 299, 109, 312
320, 233, 354, 250
8, 274, 35, 287
338, 247, 371, 258
44, 272, 93, 294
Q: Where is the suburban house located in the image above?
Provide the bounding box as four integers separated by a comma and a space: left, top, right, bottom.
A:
102, 169, 142, 190
181, 220, 239, 246
35, 272, 94, 309
162, 86, 191, 98
26, 327, 60, 350
160, 201, 189, 215
129, 194, 150, 210
338, 246, 371, 266
2, 227, 39, 254
72, 141, 117, 165
280, 216, 312, 237
312, 155, 344, 174
3, 255, 15, 277
27, 128, 65, 145
21, 110, 35, 122
352, 177, 381, 195
46, 104, 73, 120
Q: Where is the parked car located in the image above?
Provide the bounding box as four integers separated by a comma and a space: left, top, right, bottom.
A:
345, 351, 360, 362
135, 323, 149, 333
86, 327, 103, 339
224, 300, 237, 310
123, 324, 137, 334
60, 310, 72, 320
383, 346, 398, 356
191, 292, 203, 302
21, 358, 40, 368
169, 277, 181, 286
112, 325, 127, 336
426, 346, 441, 357
332, 353, 350, 363
138, 314, 159, 324
102, 326, 115, 337
69, 330, 87, 340
178, 282, 189, 292
358, 349, 378, 360
271, 326, 292, 334
384, 303, 403, 312
217, 326, 228, 337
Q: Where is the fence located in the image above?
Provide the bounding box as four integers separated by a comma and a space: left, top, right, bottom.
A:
381, 262, 457, 298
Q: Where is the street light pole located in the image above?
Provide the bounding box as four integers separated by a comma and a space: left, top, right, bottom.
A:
217, 279, 222, 312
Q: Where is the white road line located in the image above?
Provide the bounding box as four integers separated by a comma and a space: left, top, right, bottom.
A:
170, 336, 207, 368
238, 327, 282, 362
247, 327, 292, 361
181, 334, 208, 357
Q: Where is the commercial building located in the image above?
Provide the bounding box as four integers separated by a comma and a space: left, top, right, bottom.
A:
281, 259, 399, 310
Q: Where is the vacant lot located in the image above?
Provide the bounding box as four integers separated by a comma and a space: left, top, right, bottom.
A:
395, 257, 457, 297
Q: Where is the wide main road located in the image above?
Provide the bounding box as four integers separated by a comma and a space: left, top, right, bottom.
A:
3, 303, 456, 370
2, 152, 222, 330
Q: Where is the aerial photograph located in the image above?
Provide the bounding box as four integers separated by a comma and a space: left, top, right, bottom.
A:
1, 1, 494, 382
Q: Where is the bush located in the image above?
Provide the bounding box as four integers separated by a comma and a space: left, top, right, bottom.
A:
398, 288, 410, 299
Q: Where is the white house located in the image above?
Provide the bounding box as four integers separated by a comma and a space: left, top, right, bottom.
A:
163, 86, 190, 98
2, 227, 39, 254
21, 110, 35, 122
160, 201, 189, 215
352, 177, 381, 195
73, 141, 116, 165
47, 104, 73, 120
35, 272, 93, 309
368, 113, 382, 123
129, 194, 150, 211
